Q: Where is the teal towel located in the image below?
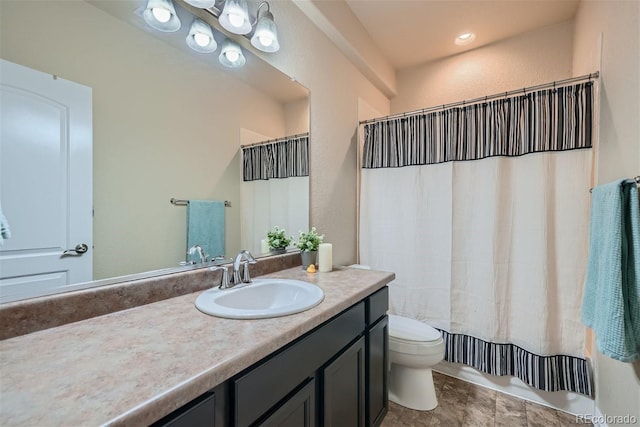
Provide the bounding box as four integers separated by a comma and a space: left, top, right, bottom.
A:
582, 180, 640, 362
186, 200, 225, 263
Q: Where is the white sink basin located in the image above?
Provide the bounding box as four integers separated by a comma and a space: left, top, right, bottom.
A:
195, 278, 325, 319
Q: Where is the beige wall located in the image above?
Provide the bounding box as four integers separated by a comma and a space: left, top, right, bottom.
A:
573, 0, 640, 424
391, 20, 575, 114
284, 97, 311, 136
0, 1, 289, 279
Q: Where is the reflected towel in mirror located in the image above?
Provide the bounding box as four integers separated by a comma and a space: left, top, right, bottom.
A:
0, 205, 11, 245
186, 200, 225, 263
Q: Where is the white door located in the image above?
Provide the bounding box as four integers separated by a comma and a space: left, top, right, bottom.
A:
0, 59, 93, 303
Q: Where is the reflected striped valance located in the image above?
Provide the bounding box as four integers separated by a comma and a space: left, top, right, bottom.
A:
242, 134, 309, 181
362, 82, 593, 169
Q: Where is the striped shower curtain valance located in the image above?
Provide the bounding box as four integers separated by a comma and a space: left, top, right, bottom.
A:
243, 134, 309, 181
362, 82, 593, 168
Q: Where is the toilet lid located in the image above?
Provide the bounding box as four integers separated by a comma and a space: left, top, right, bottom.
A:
388, 315, 442, 342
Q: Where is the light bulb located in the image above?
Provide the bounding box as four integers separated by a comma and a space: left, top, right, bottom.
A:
152, 7, 171, 23
194, 33, 210, 47
225, 50, 240, 63
258, 35, 273, 47
228, 12, 244, 28
454, 31, 476, 45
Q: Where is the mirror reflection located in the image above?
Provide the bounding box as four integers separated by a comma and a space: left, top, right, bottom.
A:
0, 0, 309, 303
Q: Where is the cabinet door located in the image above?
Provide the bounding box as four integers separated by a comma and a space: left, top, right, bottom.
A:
367, 316, 388, 427
260, 378, 315, 427
322, 336, 365, 427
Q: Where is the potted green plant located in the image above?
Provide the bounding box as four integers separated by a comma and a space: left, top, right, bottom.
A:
266, 226, 293, 254
295, 227, 324, 269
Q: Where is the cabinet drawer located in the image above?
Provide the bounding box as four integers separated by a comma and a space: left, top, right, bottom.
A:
234, 302, 365, 427
366, 287, 388, 326
152, 392, 215, 427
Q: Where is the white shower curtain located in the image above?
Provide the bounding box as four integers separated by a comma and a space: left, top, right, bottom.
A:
359, 82, 594, 395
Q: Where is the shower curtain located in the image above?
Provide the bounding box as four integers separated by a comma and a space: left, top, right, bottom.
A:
359, 83, 594, 396
241, 135, 309, 254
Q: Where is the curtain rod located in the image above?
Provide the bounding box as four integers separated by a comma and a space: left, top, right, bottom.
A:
241, 132, 309, 149
359, 72, 600, 125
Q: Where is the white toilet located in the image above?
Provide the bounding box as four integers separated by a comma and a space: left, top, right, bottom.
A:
388, 314, 445, 411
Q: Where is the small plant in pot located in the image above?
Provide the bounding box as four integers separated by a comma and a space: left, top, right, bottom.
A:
266, 226, 293, 254
295, 227, 324, 269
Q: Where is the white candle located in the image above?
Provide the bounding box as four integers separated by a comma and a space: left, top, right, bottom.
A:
318, 243, 333, 272
261, 239, 270, 253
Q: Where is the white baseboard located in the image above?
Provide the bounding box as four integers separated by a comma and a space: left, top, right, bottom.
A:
434, 361, 596, 417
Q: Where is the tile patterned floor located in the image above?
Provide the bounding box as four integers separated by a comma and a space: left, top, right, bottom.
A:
381, 372, 591, 427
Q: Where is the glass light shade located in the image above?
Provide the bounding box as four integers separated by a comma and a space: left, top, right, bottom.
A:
186, 19, 217, 53
219, 0, 251, 35
250, 11, 279, 52
183, 0, 216, 7
218, 38, 246, 68
143, 0, 181, 32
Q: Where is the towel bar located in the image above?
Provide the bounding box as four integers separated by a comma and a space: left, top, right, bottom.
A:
589, 175, 639, 193
171, 198, 231, 207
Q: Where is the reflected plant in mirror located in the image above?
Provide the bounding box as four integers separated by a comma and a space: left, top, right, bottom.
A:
266, 226, 293, 254
0, 0, 309, 303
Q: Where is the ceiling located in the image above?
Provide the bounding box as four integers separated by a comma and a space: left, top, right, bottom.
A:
344, 0, 580, 70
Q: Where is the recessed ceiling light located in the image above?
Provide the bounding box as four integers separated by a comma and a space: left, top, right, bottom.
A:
455, 32, 476, 45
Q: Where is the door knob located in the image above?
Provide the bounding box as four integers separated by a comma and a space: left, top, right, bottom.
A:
62, 243, 89, 256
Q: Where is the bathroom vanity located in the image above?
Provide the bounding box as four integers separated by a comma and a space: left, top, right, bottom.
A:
156, 285, 389, 427
0, 264, 394, 426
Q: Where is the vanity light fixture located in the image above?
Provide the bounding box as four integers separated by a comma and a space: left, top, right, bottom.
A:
143, 0, 181, 32
186, 18, 217, 53
250, 1, 280, 52
219, 0, 252, 35
219, 38, 246, 68
142, 0, 282, 68
455, 31, 476, 45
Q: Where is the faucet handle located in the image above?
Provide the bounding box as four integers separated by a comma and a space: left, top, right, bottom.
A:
210, 266, 230, 289
241, 261, 252, 282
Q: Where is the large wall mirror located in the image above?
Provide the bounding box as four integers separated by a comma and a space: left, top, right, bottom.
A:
0, 0, 309, 302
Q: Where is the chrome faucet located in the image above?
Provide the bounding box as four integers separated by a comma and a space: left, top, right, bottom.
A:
210, 265, 231, 289
188, 245, 207, 263
233, 250, 257, 285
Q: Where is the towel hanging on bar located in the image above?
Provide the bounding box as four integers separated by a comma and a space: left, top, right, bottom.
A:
186, 200, 225, 262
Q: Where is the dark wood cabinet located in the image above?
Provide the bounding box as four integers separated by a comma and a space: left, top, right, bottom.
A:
366, 316, 388, 427
322, 336, 365, 427
260, 378, 316, 427
152, 391, 216, 427
155, 286, 388, 427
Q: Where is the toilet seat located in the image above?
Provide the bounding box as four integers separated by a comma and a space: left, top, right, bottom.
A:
388, 315, 444, 356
